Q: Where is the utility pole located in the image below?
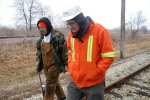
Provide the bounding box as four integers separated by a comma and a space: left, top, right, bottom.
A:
120, 0, 126, 58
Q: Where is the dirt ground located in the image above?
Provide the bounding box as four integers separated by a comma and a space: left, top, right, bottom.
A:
0, 34, 150, 99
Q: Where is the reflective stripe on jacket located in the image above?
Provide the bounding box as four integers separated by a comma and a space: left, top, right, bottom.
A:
67, 22, 115, 88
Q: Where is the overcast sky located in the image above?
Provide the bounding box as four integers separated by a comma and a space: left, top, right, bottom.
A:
0, 0, 150, 29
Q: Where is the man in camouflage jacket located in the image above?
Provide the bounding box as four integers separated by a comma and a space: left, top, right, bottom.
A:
36, 17, 68, 100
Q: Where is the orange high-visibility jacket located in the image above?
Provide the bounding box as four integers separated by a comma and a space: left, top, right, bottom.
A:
67, 22, 115, 88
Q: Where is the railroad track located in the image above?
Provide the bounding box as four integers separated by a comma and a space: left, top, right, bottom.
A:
0, 36, 37, 39
8, 52, 150, 100
105, 64, 150, 100
105, 63, 150, 91
0, 36, 38, 44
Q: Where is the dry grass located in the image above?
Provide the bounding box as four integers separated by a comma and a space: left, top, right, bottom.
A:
0, 41, 37, 85
0, 27, 39, 37
0, 32, 150, 99
114, 40, 150, 58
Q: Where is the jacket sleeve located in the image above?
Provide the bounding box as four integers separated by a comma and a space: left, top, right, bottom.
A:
97, 28, 115, 74
59, 34, 68, 65
36, 37, 43, 72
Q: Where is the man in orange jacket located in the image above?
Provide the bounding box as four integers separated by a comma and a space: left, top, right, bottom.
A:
63, 5, 115, 100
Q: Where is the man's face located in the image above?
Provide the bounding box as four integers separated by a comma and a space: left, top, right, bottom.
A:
66, 20, 80, 33
39, 27, 47, 35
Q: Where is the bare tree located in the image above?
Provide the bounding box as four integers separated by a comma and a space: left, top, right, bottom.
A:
13, 0, 54, 31
49, 14, 63, 27
140, 26, 148, 34
13, 0, 28, 30
26, 0, 41, 31
39, 5, 50, 18
126, 11, 147, 40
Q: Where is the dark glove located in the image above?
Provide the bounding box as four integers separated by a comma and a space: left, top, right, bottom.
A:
58, 65, 66, 73
36, 62, 43, 72
36, 67, 43, 72
60, 66, 68, 73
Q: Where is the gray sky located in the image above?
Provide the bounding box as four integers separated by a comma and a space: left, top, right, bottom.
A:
0, 0, 150, 29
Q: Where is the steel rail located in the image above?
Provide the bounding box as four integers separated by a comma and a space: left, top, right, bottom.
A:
105, 64, 150, 92
0, 36, 37, 39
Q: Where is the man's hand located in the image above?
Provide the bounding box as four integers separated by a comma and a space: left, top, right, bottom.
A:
36, 62, 43, 72
65, 66, 68, 72
36, 67, 42, 72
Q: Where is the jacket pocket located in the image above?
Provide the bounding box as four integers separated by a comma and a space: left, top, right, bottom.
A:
80, 62, 101, 82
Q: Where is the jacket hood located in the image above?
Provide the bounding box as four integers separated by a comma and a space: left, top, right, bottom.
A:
37, 17, 53, 36
72, 13, 92, 42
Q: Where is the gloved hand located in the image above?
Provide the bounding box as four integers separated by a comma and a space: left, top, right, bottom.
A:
59, 65, 67, 73
36, 67, 43, 72
36, 62, 43, 72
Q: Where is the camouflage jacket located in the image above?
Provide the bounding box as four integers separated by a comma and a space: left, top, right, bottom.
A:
36, 30, 68, 73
